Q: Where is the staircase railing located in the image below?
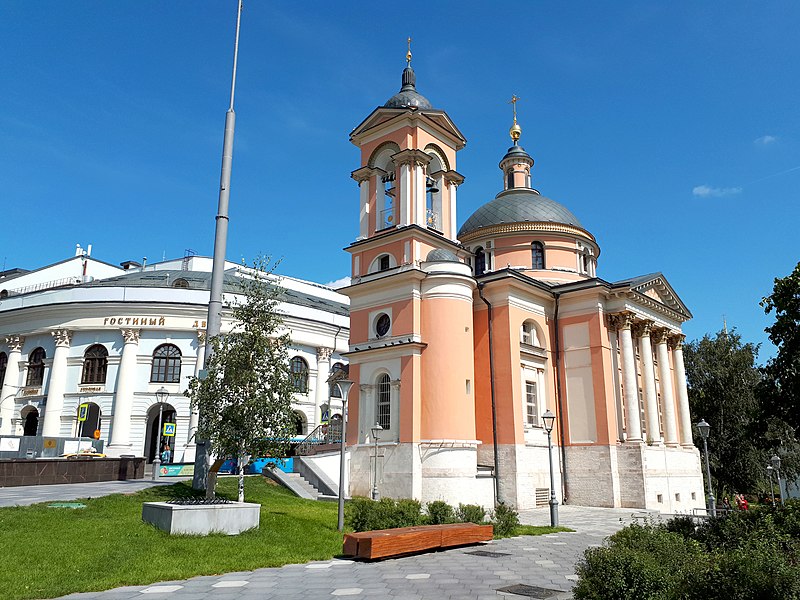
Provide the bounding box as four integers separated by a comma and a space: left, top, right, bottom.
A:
295, 420, 343, 456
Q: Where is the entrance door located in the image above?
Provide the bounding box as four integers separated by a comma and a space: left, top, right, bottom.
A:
23, 409, 39, 436
146, 405, 176, 462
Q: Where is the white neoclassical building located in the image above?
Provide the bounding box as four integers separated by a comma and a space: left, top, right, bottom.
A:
0, 247, 349, 462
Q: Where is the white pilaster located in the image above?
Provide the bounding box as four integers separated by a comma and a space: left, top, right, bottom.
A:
448, 182, 457, 239
41, 329, 72, 437
107, 328, 140, 454
359, 178, 369, 239
399, 163, 410, 227
671, 335, 693, 447
415, 162, 426, 227
314, 347, 333, 428
616, 313, 642, 442
0, 335, 24, 435
654, 329, 679, 447
635, 321, 661, 444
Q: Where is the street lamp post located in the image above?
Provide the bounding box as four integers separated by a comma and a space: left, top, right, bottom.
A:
541, 410, 558, 527
696, 419, 716, 517
335, 379, 354, 533
767, 465, 776, 507
771, 454, 785, 505
370, 423, 383, 501
151, 387, 169, 481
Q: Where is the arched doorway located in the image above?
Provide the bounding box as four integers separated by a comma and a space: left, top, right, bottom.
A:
292, 410, 307, 436
145, 403, 176, 463
76, 403, 101, 438
22, 407, 39, 436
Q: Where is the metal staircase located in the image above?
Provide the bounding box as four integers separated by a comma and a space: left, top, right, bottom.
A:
295, 421, 343, 456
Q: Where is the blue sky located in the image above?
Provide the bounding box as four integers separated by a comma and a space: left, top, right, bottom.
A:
2, 2, 798, 359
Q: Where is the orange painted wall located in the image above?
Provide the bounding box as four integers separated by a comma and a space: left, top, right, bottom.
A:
420, 296, 476, 440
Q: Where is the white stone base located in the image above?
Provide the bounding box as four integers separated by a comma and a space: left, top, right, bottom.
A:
141, 501, 260, 535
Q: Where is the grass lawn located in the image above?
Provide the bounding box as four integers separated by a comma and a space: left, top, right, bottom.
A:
0, 476, 569, 599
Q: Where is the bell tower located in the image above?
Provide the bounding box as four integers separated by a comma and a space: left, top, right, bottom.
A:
342, 45, 490, 506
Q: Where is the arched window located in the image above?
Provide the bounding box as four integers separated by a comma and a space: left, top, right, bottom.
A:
381, 172, 396, 230
26, 347, 46, 387
329, 362, 346, 398
292, 410, 306, 436
377, 373, 391, 430
290, 356, 309, 394
150, 344, 182, 383
81, 344, 108, 384
172, 278, 189, 289
531, 242, 545, 270
521, 320, 540, 347
0, 352, 7, 385
474, 247, 486, 276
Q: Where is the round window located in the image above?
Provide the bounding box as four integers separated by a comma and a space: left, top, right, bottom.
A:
375, 313, 391, 337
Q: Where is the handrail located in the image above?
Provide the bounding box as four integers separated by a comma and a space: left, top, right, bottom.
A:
295, 420, 343, 456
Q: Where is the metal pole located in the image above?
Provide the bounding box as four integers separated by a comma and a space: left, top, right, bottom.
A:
152, 402, 163, 481
193, 0, 244, 492
546, 428, 559, 527
776, 466, 785, 505
372, 433, 379, 501
768, 467, 776, 506
337, 399, 348, 531
702, 437, 716, 517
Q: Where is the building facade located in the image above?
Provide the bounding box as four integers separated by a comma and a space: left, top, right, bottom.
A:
342, 56, 704, 512
0, 251, 349, 462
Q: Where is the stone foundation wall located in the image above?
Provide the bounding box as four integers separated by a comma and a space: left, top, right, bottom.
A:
0, 456, 144, 487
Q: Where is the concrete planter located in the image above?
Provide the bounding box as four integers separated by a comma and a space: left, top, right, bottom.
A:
142, 501, 260, 535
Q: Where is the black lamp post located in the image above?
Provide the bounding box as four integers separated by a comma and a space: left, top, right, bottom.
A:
696, 419, 716, 517
771, 454, 785, 505
370, 423, 383, 501
335, 379, 354, 532
151, 386, 169, 480
542, 409, 558, 527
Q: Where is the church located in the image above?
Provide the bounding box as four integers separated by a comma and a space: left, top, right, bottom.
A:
340, 50, 705, 512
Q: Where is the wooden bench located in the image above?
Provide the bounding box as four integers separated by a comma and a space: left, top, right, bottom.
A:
342, 523, 493, 560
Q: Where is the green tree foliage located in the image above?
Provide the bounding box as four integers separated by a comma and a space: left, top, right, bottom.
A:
761, 262, 800, 476
186, 258, 296, 501
683, 330, 767, 495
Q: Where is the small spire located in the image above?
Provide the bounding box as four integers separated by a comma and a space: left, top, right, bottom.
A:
406, 36, 412, 65
508, 94, 522, 143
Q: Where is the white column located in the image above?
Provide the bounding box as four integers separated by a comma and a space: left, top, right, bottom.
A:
0, 335, 25, 435
358, 178, 369, 239
314, 347, 332, 429
186, 330, 206, 448
107, 328, 140, 454
448, 182, 457, 239
41, 329, 72, 437
671, 335, 693, 447
635, 321, 661, 445
415, 162, 426, 227
654, 328, 679, 446
399, 163, 410, 226
616, 313, 642, 442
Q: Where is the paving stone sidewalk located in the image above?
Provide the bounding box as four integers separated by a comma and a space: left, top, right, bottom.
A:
57, 505, 649, 600
0, 478, 191, 507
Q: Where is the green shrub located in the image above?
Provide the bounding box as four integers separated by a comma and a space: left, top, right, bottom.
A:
456, 503, 486, 524
490, 502, 519, 537
573, 523, 705, 600
662, 515, 697, 539
426, 500, 455, 525
344, 497, 423, 532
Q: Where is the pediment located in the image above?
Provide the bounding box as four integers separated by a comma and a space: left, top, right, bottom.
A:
628, 274, 692, 319
350, 108, 466, 149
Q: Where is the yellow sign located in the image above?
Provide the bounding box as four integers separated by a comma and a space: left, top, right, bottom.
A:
43, 438, 57, 449
163, 422, 176, 437
93, 429, 101, 440
78, 403, 89, 422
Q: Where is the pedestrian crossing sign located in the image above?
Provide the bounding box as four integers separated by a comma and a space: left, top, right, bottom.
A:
77, 403, 89, 422
163, 422, 176, 437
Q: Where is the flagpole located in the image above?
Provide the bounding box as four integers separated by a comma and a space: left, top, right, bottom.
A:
193, 0, 244, 491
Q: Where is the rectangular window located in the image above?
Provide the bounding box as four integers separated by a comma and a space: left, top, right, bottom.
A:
525, 380, 538, 426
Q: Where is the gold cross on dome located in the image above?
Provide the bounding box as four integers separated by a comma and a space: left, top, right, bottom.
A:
509, 95, 521, 124
406, 37, 412, 65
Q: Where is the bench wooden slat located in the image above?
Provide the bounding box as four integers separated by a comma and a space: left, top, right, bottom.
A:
342, 523, 493, 560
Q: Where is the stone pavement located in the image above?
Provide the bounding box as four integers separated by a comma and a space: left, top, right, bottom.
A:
0, 478, 191, 507
56, 504, 651, 600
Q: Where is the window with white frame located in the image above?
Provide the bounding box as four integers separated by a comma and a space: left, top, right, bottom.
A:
377, 373, 391, 430
521, 320, 539, 347
525, 380, 539, 426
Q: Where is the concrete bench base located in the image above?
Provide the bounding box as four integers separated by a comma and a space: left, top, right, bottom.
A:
142, 501, 260, 535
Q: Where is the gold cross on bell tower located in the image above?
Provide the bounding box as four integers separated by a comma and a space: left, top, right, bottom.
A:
508, 95, 522, 142
406, 36, 412, 65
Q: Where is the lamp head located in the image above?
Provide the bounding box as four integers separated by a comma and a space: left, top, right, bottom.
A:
542, 409, 556, 434
370, 422, 383, 438
767, 465, 774, 473
696, 419, 710, 440
771, 454, 781, 470
335, 379, 354, 400
155, 386, 169, 403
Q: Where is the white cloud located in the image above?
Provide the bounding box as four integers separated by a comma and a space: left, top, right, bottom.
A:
692, 185, 742, 198
754, 135, 777, 146
325, 276, 351, 289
